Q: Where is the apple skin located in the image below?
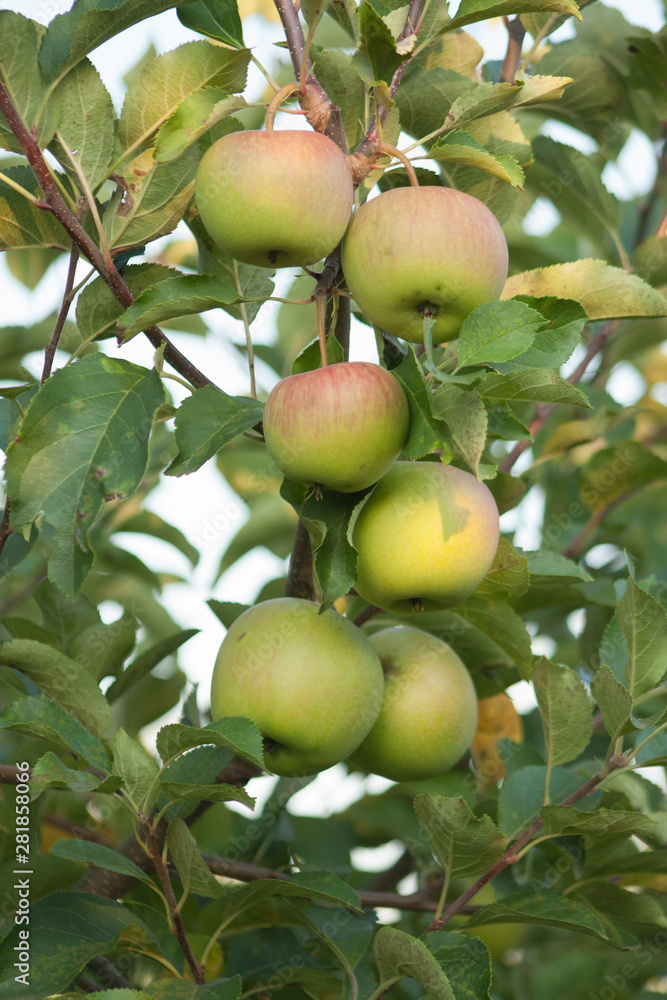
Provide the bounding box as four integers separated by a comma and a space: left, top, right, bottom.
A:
209, 598, 384, 777
341, 186, 508, 343
349, 626, 478, 782
352, 461, 500, 613
262, 362, 410, 492
195, 130, 353, 268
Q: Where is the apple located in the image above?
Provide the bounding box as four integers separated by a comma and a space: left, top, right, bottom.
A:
341, 186, 508, 343
349, 626, 478, 782
352, 461, 500, 613
209, 597, 384, 777
195, 129, 354, 268
262, 361, 410, 492
462, 882, 526, 959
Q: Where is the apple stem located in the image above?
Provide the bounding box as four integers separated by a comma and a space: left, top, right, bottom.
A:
315, 292, 329, 368
379, 142, 419, 188
264, 81, 302, 130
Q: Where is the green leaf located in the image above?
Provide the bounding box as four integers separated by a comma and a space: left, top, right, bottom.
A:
49, 58, 116, 189
70, 610, 138, 682
396, 67, 474, 142
177, 0, 245, 47
309, 47, 367, 150
5, 353, 166, 597
0, 641, 112, 739
354, 1, 405, 86
0, 12, 59, 152
103, 147, 198, 250
0, 695, 109, 770
279, 479, 365, 612
591, 665, 635, 738
49, 838, 155, 885
108, 727, 161, 812
167, 817, 227, 899
503, 260, 667, 320
532, 657, 592, 769
291, 335, 345, 375
475, 537, 530, 600
456, 300, 546, 368
393, 348, 450, 460
431, 386, 487, 476
447, 0, 580, 31
220, 871, 362, 926
118, 273, 243, 341
602, 578, 667, 699
425, 932, 492, 1000
541, 804, 656, 849
150, 980, 242, 1000
165, 385, 263, 477
30, 751, 104, 798
459, 888, 626, 945
76, 264, 177, 342
161, 781, 255, 809
498, 765, 587, 837
581, 441, 667, 513
490, 297, 587, 373
522, 549, 592, 584
528, 136, 619, 248
155, 90, 248, 161
118, 42, 250, 154
156, 716, 264, 770
575, 881, 667, 932
441, 81, 524, 134
429, 131, 525, 187
373, 926, 455, 999
0, 167, 70, 251
39, 0, 199, 81
478, 368, 590, 408
106, 629, 199, 703
455, 597, 533, 679
0, 892, 158, 1000
414, 795, 507, 878
207, 600, 250, 629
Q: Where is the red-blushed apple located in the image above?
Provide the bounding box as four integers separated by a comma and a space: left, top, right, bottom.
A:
209, 598, 384, 777
341, 186, 508, 343
352, 461, 500, 613
262, 361, 410, 492
195, 130, 353, 268
349, 626, 478, 781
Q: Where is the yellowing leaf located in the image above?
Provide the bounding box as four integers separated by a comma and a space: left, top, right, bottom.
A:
471, 692, 523, 787
513, 71, 573, 106
503, 260, 667, 320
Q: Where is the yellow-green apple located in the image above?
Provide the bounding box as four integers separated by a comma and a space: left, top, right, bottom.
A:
195, 130, 353, 268
341, 186, 508, 343
262, 361, 410, 492
210, 598, 384, 776
349, 626, 478, 781
352, 461, 500, 612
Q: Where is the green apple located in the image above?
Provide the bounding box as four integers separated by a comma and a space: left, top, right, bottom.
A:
462, 882, 526, 959
349, 626, 478, 782
209, 598, 384, 776
341, 186, 508, 343
195, 129, 353, 268
352, 461, 500, 613
262, 361, 410, 492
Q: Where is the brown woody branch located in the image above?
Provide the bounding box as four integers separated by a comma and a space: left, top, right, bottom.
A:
42, 242, 79, 383
0, 81, 211, 391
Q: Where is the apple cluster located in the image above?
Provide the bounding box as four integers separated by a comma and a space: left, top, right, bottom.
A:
200, 123, 506, 782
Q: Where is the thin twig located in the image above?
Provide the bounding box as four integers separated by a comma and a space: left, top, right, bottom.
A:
499, 16, 526, 83
42, 243, 80, 383
0, 82, 212, 391
144, 823, 204, 984
284, 519, 316, 600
